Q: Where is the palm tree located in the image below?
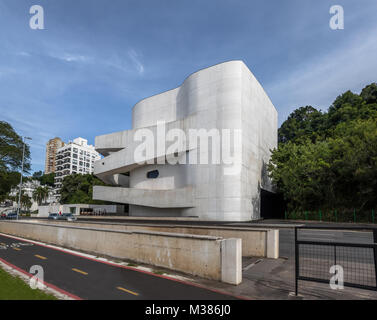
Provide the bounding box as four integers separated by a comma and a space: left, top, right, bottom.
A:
32, 186, 49, 205
14, 190, 32, 213
21, 194, 32, 212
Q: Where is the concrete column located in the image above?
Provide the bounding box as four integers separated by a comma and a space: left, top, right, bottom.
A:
221, 238, 242, 285
266, 229, 279, 259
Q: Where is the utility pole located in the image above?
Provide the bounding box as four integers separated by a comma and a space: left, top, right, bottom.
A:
17, 136, 32, 220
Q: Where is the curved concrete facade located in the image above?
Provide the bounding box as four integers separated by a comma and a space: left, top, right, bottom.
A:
93, 60, 277, 221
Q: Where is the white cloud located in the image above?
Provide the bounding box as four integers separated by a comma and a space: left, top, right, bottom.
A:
267, 27, 377, 123
48, 52, 90, 63
17, 51, 31, 57
46, 48, 145, 76
128, 49, 145, 75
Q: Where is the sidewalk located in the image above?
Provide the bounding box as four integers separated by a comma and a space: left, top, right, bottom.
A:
193, 257, 377, 300
192, 220, 377, 300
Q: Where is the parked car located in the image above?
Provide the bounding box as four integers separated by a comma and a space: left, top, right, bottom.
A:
5, 212, 18, 219
65, 213, 77, 222
58, 213, 77, 222
48, 213, 59, 220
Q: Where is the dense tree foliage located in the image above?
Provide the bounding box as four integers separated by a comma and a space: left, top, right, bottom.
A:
32, 171, 43, 179
278, 106, 325, 144
8, 190, 32, 211
0, 171, 20, 202
0, 121, 31, 201
60, 174, 110, 205
31, 172, 55, 187
268, 83, 377, 211
32, 186, 49, 205
0, 121, 31, 173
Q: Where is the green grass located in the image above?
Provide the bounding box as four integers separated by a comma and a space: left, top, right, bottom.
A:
0, 267, 57, 300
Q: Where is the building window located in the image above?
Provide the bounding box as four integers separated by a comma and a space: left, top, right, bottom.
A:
146, 170, 159, 179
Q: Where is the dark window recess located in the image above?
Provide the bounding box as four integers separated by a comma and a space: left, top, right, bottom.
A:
146, 170, 159, 179
120, 172, 130, 176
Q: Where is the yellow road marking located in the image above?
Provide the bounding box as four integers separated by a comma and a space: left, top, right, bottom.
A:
0, 243, 6, 246
35, 254, 47, 260
12, 247, 21, 251
72, 268, 88, 275
117, 286, 139, 296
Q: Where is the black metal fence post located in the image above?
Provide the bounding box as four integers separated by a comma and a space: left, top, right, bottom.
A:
295, 227, 299, 295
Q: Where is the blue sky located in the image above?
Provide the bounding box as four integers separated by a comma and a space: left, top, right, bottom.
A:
0, 0, 376, 173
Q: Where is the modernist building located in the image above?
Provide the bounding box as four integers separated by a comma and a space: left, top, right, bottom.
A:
54, 137, 100, 193
93, 61, 277, 221
44, 137, 65, 174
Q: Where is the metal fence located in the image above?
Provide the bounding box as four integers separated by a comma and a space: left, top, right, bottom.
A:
286, 209, 376, 223
295, 226, 377, 295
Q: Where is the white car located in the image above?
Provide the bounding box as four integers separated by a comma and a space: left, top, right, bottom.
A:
63, 213, 77, 222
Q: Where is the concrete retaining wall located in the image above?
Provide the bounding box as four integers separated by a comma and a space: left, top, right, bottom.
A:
37, 220, 279, 258
0, 221, 242, 285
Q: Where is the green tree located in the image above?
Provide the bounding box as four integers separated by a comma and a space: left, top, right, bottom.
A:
0, 121, 31, 173
278, 106, 324, 144
37, 172, 55, 187
32, 186, 49, 205
32, 171, 43, 179
12, 190, 32, 212
0, 171, 20, 202
269, 82, 377, 212
268, 140, 334, 210
0, 121, 31, 202
329, 119, 377, 210
60, 174, 109, 205
360, 83, 377, 104
21, 194, 32, 212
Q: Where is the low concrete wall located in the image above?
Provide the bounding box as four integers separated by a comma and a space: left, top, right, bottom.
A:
0, 221, 242, 284
39, 220, 279, 258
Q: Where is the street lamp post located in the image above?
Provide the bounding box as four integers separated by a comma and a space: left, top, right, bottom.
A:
17, 136, 32, 220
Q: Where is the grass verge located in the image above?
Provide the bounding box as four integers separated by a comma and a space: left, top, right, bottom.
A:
0, 266, 56, 300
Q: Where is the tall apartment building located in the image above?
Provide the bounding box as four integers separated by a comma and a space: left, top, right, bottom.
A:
54, 137, 101, 192
44, 137, 65, 174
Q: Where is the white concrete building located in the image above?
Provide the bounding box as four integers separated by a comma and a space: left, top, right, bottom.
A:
8, 180, 55, 211
93, 61, 277, 221
54, 137, 100, 192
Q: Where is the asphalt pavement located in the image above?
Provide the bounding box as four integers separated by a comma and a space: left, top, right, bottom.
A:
0, 233, 241, 300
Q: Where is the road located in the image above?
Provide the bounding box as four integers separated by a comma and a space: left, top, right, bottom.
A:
0, 233, 241, 300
